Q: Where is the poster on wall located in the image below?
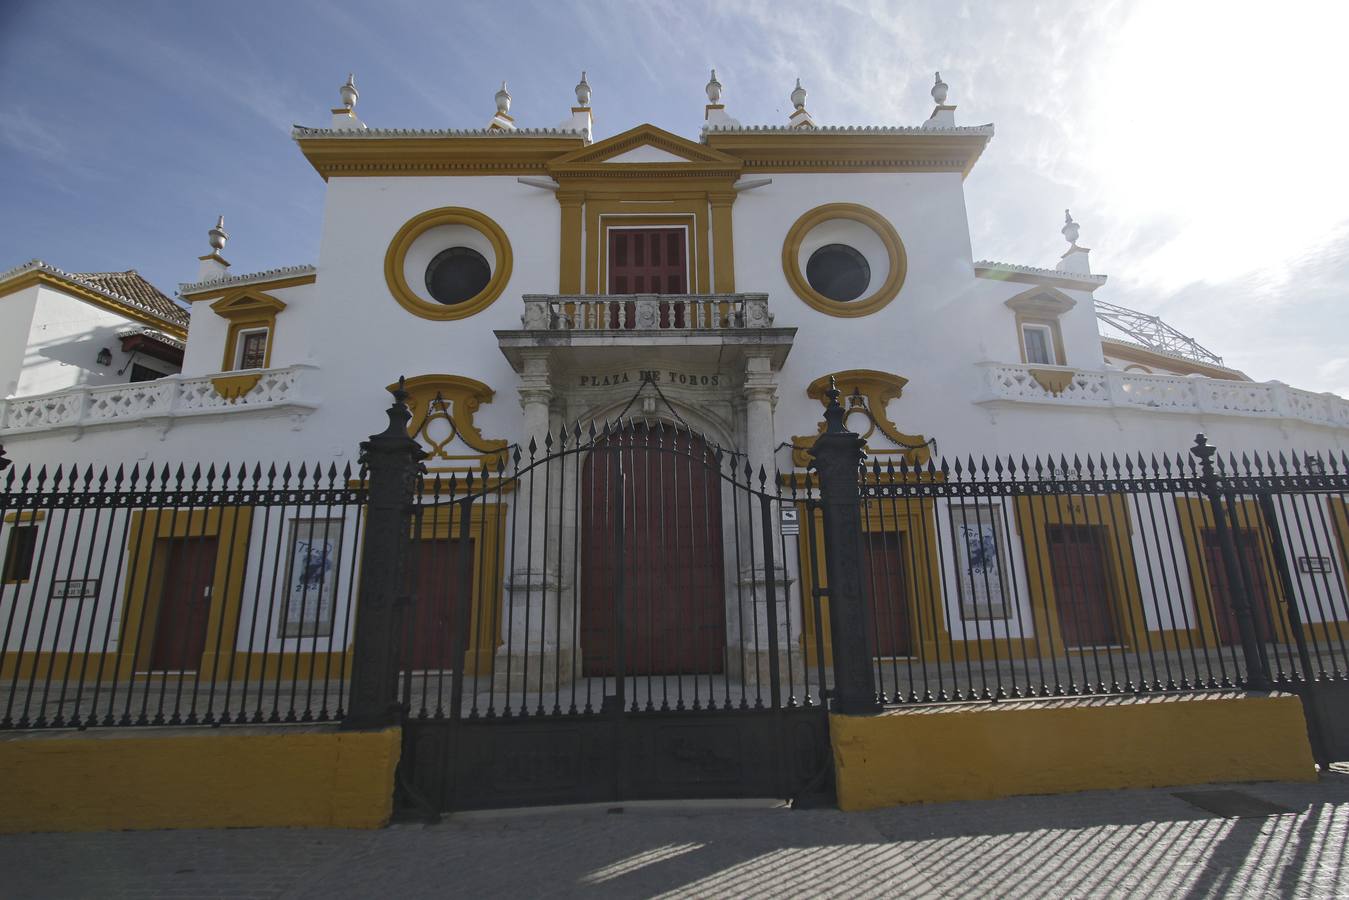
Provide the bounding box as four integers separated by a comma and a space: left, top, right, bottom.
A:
950, 504, 1011, 620
279, 519, 343, 638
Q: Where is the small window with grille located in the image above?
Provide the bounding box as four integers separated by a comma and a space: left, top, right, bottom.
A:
234, 329, 269, 370
2, 525, 38, 583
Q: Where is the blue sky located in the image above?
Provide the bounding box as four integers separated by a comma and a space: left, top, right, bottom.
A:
3, 0, 1347, 394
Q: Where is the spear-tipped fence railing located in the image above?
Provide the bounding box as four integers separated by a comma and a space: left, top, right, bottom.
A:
0, 459, 366, 729
855, 439, 1349, 706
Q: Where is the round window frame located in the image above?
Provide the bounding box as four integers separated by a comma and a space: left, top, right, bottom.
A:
781, 203, 907, 318
384, 207, 513, 321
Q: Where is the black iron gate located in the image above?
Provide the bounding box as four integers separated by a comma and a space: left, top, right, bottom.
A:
352, 389, 833, 812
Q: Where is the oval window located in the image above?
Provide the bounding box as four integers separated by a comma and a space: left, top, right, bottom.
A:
805, 244, 870, 302
425, 247, 491, 305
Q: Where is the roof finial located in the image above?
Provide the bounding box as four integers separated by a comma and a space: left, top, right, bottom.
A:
339, 72, 358, 111
197, 215, 230, 281
788, 77, 816, 129
705, 69, 722, 104
208, 216, 228, 254
1055, 209, 1092, 275
931, 71, 948, 105
575, 71, 591, 108
922, 70, 956, 130
1061, 209, 1080, 245
489, 81, 516, 131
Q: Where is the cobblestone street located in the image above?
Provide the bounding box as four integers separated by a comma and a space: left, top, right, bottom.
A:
2, 770, 1347, 898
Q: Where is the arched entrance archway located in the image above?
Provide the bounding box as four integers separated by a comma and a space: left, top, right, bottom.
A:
580, 424, 726, 676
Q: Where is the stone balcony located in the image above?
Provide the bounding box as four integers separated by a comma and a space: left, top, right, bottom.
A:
498, 293, 795, 370
978, 362, 1349, 430
0, 364, 321, 437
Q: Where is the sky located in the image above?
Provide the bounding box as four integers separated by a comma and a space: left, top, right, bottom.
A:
2, 0, 1347, 395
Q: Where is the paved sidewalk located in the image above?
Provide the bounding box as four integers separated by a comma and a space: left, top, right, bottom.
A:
2, 771, 1347, 899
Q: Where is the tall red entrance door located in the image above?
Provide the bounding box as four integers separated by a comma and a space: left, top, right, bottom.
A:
865, 531, 912, 656
1046, 525, 1120, 647
581, 427, 725, 677
1201, 529, 1275, 645
408, 538, 468, 670
149, 537, 218, 670
607, 228, 687, 295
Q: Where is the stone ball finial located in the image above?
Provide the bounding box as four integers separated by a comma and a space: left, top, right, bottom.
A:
1062, 209, 1080, 245
208, 215, 228, 253
339, 72, 358, 110
575, 71, 591, 107
706, 69, 722, 104
495, 81, 511, 116
932, 71, 949, 105
791, 77, 807, 110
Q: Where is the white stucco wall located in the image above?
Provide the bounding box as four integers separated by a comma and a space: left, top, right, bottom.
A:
0, 285, 38, 398
12, 286, 177, 399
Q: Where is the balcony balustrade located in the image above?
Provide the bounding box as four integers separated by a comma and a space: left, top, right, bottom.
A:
0, 364, 321, 436
520, 293, 773, 331
979, 362, 1349, 430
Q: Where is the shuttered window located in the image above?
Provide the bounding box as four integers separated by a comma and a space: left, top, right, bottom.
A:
607, 228, 687, 295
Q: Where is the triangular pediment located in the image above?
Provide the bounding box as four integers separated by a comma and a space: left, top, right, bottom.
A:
548, 123, 741, 173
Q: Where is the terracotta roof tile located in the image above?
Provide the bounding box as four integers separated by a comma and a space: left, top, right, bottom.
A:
68, 270, 189, 329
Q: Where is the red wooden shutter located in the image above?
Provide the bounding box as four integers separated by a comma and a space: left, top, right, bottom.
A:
607, 228, 687, 295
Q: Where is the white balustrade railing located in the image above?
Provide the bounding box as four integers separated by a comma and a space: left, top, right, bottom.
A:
0, 365, 320, 435
520, 293, 773, 331
979, 362, 1349, 429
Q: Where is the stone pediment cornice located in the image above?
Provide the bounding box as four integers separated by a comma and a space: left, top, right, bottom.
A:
547, 123, 742, 180
292, 126, 587, 179
704, 125, 995, 177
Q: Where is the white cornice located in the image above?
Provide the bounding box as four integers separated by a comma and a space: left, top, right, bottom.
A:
0, 259, 189, 328
291, 126, 588, 140
702, 124, 995, 136
116, 327, 186, 352
179, 264, 316, 296
975, 260, 1108, 289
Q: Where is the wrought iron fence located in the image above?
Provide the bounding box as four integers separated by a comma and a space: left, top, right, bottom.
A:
395, 421, 827, 722
855, 442, 1349, 706
0, 459, 365, 729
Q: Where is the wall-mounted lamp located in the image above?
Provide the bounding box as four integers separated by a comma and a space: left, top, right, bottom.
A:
95, 347, 112, 367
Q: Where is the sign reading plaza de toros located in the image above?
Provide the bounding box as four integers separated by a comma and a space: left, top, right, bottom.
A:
577, 370, 723, 388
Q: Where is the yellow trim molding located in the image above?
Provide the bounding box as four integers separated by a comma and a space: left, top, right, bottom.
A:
782, 203, 907, 318
392, 374, 509, 472
211, 289, 286, 372
118, 507, 254, 681
384, 207, 513, 321
3, 510, 45, 524
182, 272, 316, 302
296, 134, 585, 180
1029, 368, 1075, 394
211, 373, 263, 401
705, 129, 992, 178
1006, 286, 1073, 366
1101, 339, 1248, 381
0, 271, 188, 341
792, 370, 929, 467
830, 692, 1315, 810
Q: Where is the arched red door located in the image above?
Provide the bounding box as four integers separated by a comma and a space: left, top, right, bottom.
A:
581, 426, 726, 677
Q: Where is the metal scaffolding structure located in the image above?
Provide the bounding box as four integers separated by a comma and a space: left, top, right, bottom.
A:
1095, 299, 1224, 366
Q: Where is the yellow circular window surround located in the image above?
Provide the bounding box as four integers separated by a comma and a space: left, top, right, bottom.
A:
384, 207, 513, 321
781, 203, 907, 318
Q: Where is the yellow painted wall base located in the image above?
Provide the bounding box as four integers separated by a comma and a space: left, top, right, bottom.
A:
831, 692, 1316, 812
0, 724, 400, 833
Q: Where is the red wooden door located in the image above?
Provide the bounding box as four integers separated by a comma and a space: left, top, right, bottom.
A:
581, 427, 725, 676
607, 228, 687, 295
1201, 530, 1275, 645
409, 538, 467, 670
149, 537, 218, 670
865, 532, 912, 656
1047, 525, 1120, 647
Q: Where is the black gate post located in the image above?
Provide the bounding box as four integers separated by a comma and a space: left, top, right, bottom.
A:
344, 379, 426, 730
809, 379, 880, 715
1190, 434, 1271, 692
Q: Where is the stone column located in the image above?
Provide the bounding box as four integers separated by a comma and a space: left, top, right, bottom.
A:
498, 351, 573, 691
736, 352, 794, 691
